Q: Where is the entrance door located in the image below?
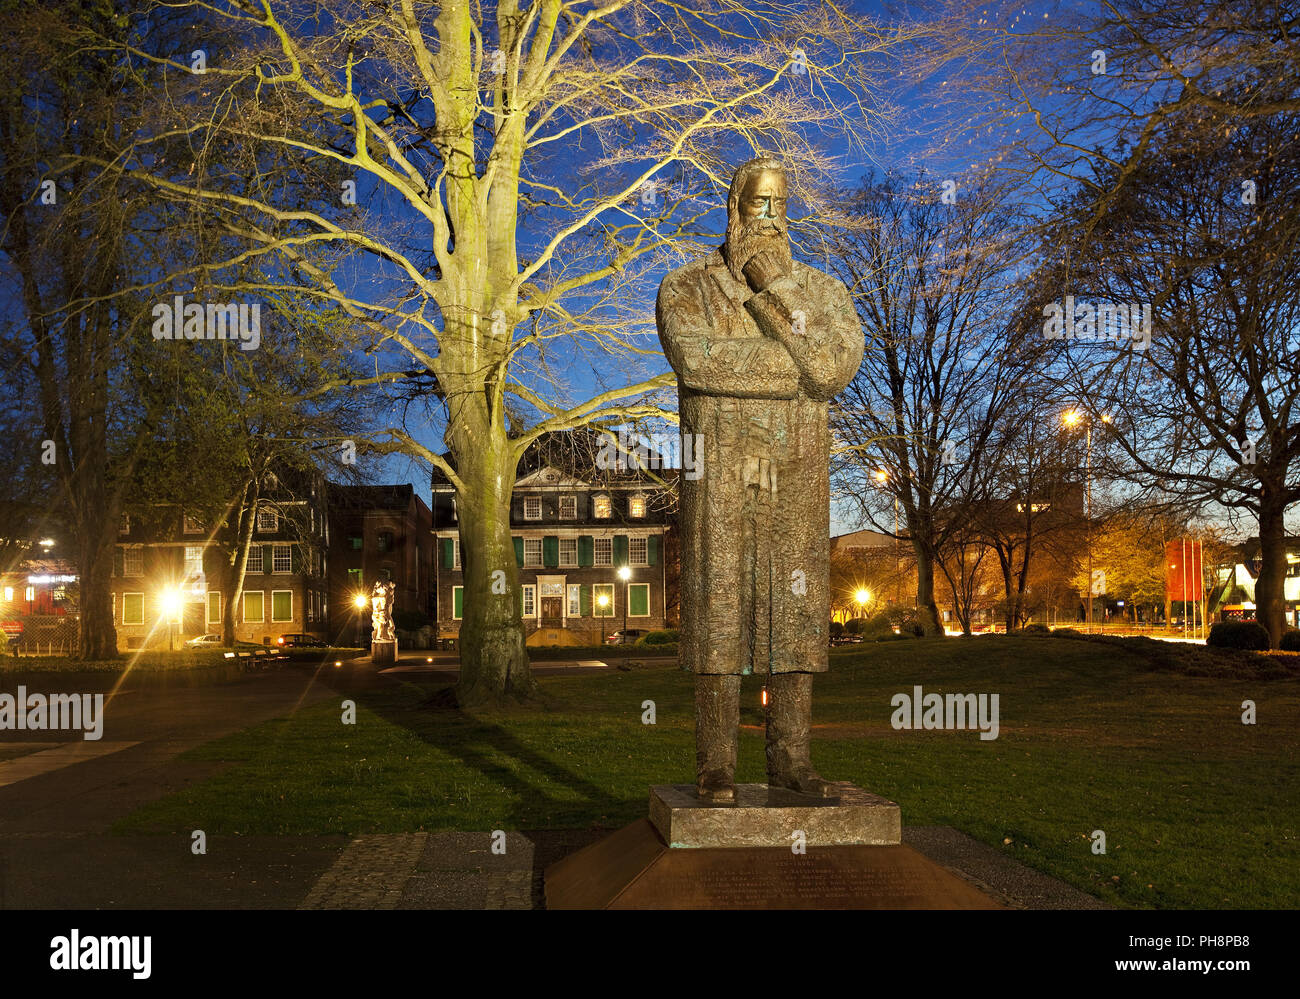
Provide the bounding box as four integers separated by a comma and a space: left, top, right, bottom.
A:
540, 596, 563, 628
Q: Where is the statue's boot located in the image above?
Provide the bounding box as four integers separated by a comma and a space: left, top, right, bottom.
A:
766, 672, 837, 797
695, 674, 740, 802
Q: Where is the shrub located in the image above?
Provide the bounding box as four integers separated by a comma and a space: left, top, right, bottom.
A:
1280, 630, 1300, 652
1052, 627, 1083, 637
637, 629, 679, 646
1207, 621, 1270, 651
1014, 622, 1051, 636
829, 620, 844, 638
845, 617, 867, 635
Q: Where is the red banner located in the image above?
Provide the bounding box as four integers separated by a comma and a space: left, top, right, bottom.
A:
1165, 539, 1203, 602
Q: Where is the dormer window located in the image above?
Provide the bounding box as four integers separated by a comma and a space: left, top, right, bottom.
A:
524, 496, 542, 520
593, 494, 611, 519
256, 508, 278, 533
629, 495, 646, 518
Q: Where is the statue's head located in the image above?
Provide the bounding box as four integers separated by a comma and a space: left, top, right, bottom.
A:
724, 156, 791, 282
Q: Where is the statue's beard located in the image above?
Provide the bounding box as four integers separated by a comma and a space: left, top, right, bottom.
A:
725, 217, 792, 285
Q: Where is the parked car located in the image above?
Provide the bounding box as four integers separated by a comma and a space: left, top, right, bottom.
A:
185, 633, 224, 648
276, 633, 329, 648
605, 628, 648, 645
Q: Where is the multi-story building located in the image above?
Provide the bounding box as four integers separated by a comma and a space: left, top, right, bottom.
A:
110, 474, 330, 650
327, 483, 433, 642
431, 432, 674, 646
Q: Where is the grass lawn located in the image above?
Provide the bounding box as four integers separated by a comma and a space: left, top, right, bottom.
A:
113, 636, 1300, 909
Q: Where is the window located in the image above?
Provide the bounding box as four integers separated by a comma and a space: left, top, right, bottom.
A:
119, 514, 130, 535
559, 495, 576, 519
243, 590, 264, 623
349, 535, 363, 550
377, 531, 393, 553
594, 537, 612, 566
628, 582, 650, 617
123, 546, 144, 577
524, 538, 543, 567
272, 590, 293, 622
521, 584, 536, 617
593, 495, 611, 518
273, 544, 293, 573
629, 537, 648, 566
2, 587, 11, 602
183, 514, 204, 534
567, 584, 581, 617
256, 508, 278, 532
452, 585, 464, 620
629, 495, 646, 518
184, 546, 205, 593
524, 496, 542, 520
453, 537, 461, 568
559, 538, 578, 567
593, 583, 615, 617
24, 586, 34, 602
207, 592, 222, 625
347, 568, 362, 590
122, 592, 144, 625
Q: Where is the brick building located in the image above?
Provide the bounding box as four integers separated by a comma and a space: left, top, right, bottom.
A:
431, 433, 674, 646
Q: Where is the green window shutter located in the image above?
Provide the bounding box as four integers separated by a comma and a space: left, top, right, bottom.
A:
513, 537, 524, 567
291, 545, 302, 574
113, 548, 124, 577
580, 585, 591, 617
614, 535, 629, 565
207, 591, 221, 624
578, 536, 594, 567
453, 586, 463, 619
629, 583, 649, 616
262, 545, 273, 574
272, 590, 292, 621
543, 536, 559, 568
647, 536, 658, 566
442, 538, 455, 569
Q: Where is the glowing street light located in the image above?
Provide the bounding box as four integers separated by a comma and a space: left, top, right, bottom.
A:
352, 592, 368, 647
597, 592, 610, 645
855, 588, 870, 608
159, 587, 182, 651
617, 565, 632, 644
1061, 409, 1111, 634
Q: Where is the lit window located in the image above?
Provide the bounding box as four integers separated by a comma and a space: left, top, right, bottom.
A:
594, 538, 612, 566
630, 537, 648, 565
521, 585, 536, 617
243, 591, 264, 623
122, 592, 144, 625
452, 585, 464, 620
453, 537, 461, 568
256, 508, 278, 532
273, 545, 293, 573
124, 547, 144, 577
559, 495, 577, 519
524, 496, 542, 520
272, 590, 293, 622
25, 586, 35, 602
629, 495, 646, 518
207, 592, 222, 625
567, 584, 581, 617
2, 587, 11, 602
593, 495, 611, 518
119, 514, 130, 535
524, 538, 543, 566
559, 538, 578, 566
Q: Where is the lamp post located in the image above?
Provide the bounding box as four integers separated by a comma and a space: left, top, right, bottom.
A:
618, 565, 632, 643
352, 592, 367, 647
597, 592, 610, 645
160, 588, 182, 651
1062, 409, 1111, 634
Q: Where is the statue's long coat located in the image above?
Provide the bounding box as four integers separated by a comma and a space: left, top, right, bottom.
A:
657, 248, 863, 675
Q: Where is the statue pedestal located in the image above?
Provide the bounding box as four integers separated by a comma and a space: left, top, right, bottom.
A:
649, 782, 899, 849
370, 640, 397, 667
545, 783, 999, 909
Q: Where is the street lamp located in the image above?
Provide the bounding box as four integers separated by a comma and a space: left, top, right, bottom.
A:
597, 592, 610, 645
1062, 409, 1111, 634
160, 587, 182, 651
352, 591, 367, 647
618, 565, 632, 644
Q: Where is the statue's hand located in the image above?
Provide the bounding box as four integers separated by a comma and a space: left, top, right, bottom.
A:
742, 249, 790, 293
